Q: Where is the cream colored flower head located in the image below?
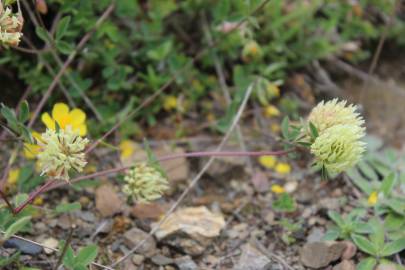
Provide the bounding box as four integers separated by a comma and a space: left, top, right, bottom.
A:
37, 127, 89, 181
308, 98, 364, 135
310, 124, 366, 174
0, 7, 23, 46
123, 163, 169, 203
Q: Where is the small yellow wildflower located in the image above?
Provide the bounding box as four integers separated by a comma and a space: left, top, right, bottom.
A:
23, 131, 42, 159
264, 105, 280, 118
242, 40, 262, 62
271, 123, 281, 133
259, 155, 277, 169
367, 191, 378, 206
41, 103, 87, 136
271, 184, 285, 194
275, 162, 291, 175
7, 168, 20, 185
119, 139, 136, 160
33, 196, 43, 206
267, 84, 280, 98
163, 96, 177, 111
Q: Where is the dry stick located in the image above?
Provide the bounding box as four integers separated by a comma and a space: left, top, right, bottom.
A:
110, 82, 255, 267
0, 231, 114, 270
202, 13, 252, 170
27, 3, 115, 128
85, 0, 272, 154
54, 227, 74, 270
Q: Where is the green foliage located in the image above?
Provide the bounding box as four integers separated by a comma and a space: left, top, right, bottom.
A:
0, 102, 33, 143
61, 243, 99, 270
272, 193, 296, 213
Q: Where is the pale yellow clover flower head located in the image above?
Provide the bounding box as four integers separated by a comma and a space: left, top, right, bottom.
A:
37, 127, 89, 181
310, 124, 366, 174
0, 6, 23, 46
307, 98, 364, 135
123, 163, 169, 203
41, 103, 87, 137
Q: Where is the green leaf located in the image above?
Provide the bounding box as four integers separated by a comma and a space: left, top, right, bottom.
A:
357, 257, 377, 270
281, 116, 290, 140
4, 216, 31, 240
328, 211, 345, 228
56, 40, 73, 55
380, 172, 397, 196
55, 202, 81, 214
352, 234, 378, 256
18, 101, 30, 123
308, 121, 318, 139
272, 193, 296, 213
0, 251, 20, 267
369, 218, 385, 250
381, 238, 405, 257
75, 244, 98, 266
35, 27, 50, 43
56, 16, 71, 40
322, 228, 340, 241
20, 126, 33, 144
63, 246, 76, 268
1, 104, 18, 132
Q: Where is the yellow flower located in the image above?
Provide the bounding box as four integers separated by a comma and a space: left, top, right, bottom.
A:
275, 162, 291, 175
23, 131, 42, 159
367, 191, 378, 206
7, 168, 20, 185
271, 184, 285, 194
119, 139, 136, 160
242, 40, 262, 62
264, 105, 280, 118
41, 103, 87, 136
259, 155, 277, 169
271, 123, 281, 133
33, 196, 43, 206
267, 84, 280, 98
163, 96, 177, 111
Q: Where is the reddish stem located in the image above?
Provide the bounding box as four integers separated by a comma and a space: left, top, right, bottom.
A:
0, 189, 15, 213
13, 179, 56, 214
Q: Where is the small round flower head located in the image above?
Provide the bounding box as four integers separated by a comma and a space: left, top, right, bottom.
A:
310, 124, 366, 174
37, 127, 89, 181
123, 163, 169, 203
0, 6, 23, 46
308, 99, 364, 135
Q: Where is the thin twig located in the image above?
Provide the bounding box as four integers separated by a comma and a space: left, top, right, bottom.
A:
54, 226, 74, 270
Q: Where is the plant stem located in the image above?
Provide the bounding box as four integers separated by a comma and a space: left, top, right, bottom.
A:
13, 179, 57, 214
0, 189, 15, 213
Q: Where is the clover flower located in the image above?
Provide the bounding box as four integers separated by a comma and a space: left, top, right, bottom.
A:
123, 163, 169, 203
37, 128, 89, 181
310, 124, 365, 174
0, 6, 23, 46
307, 98, 364, 135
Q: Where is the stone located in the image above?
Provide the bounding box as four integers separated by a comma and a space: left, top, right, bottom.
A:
3, 238, 43, 255
95, 184, 123, 217
41, 237, 58, 254
306, 228, 324, 243
251, 171, 269, 193
151, 254, 174, 266
132, 254, 145, 265
174, 256, 198, 270
131, 203, 167, 220
300, 242, 346, 269
341, 241, 357, 260
155, 146, 189, 182
233, 243, 271, 270
333, 260, 356, 270
123, 227, 156, 257
153, 206, 225, 255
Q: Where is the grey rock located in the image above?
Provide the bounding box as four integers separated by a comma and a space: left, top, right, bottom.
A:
306, 228, 325, 243
151, 254, 173, 265
175, 256, 198, 270
3, 238, 43, 255
234, 243, 271, 270
123, 227, 156, 257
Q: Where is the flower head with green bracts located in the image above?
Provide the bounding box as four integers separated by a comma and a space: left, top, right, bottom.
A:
37, 127, 89, 181
123, 163, 169, 203
307, 98, 364, 136
0, 6, 23, 46
310, 124, 366, 175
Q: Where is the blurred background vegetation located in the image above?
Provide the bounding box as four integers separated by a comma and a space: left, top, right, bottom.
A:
1, 0, 403, 138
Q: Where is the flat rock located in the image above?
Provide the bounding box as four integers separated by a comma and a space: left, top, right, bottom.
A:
174, 256, 198, 270
123, 227, 156, 257
131, 203, 167, 220
233, 243, 271, 270
300, 241, 346, 269
3, 238, 43, 255
151, 254, 173, 265
251, 171, 269, 193
153, 206, 225, 255
95, 184, 123, 217
41, 237, 58, 254
333, 260, 356, 270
